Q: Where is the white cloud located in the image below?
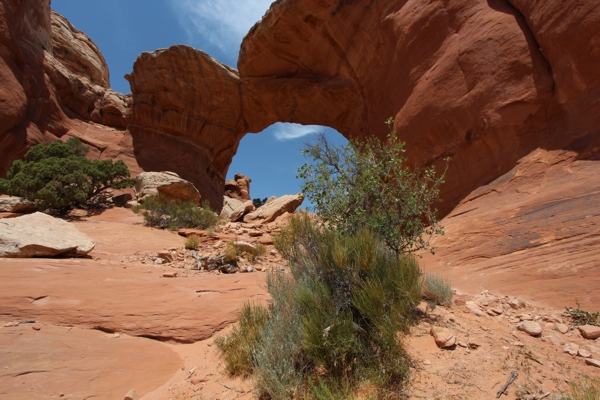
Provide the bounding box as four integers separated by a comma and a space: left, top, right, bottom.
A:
272, 123, 325, 141
171, 0, 274, 58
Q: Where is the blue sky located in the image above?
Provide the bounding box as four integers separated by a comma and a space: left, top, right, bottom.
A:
51, 0, 347, 203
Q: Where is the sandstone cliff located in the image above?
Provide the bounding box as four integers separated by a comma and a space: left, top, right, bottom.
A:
1, 0, 599, 215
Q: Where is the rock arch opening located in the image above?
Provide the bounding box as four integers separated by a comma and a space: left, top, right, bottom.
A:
226, 122, 348, 205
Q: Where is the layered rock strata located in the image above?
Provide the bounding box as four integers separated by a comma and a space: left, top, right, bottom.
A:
1, 0, 598, 214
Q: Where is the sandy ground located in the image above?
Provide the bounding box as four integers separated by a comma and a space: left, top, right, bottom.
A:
1, 208, 599, 399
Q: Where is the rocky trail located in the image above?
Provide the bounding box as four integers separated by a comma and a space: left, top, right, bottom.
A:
0, 208, 598, 399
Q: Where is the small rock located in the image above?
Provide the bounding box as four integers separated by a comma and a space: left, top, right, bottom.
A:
487, 307, 503, 315
157, 251, 173, 263
162, 272, 177, 278
516, 313, 533, 321
124, 389, 139, 400
465, 301, 486, 317
578, 349, 592, 358
517, 321, 542, 336
154, 258, 164, 265
468, 341, 481, 349
555, 323, 569, 334
32, 325, 41, 331
430, 327, 456, 348
457, 341, 468, 348
509, 297, 526, 309
113, 333, 120, 338
542, 332, 565, 346
585, 358, 600, 368
578, 325, 600, 340
190, 377, 209, 385
563, 343, 579, 356
512, 341, 525, 347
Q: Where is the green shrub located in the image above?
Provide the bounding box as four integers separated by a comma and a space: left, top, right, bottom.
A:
184, 235, 201, 250
297, 118, 448, 256
0, 138, 134, 211
133, 196, 220, 231
215, 302, 269, 377
565, 300, 600, 326
218, 214, 422, 398
421, 272, 453, 307
253, 197, 268, 208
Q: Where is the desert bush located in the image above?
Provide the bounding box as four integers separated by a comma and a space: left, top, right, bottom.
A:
565, 301, 600, 327
215, 302, 269, 377
248, 243, 267, 262
253, 197, 268, 208
224, 242, 243, 265
218, 214, 421, 398
184, 235, 201, 250
298, 118, 448, 255
132, 196, 220, 231
0, 138, 134, 211
421, 272, 453, 307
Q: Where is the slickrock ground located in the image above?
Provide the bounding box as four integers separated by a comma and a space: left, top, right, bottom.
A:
1, 208, 599, 399
421, 148, 600, 311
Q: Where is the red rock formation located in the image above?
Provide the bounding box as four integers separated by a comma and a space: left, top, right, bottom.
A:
420, 148, 600, 309
1, 0, 599, 215
224, 173, 252, 201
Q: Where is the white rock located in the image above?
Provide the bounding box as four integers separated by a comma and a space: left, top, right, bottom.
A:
0, 213, 95, 257
517, 321, 542, 336
555, 323, 569, 334
134, 172, 200, 204
0, 196, 37, 213
243, 194, 304, 224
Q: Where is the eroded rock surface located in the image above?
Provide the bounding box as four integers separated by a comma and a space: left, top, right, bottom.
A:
243, 193, 304, 224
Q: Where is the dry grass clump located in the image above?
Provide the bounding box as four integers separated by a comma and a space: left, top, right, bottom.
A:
421, 272, 453, 307
184, 234, 201, 250
562, 378, 600, 400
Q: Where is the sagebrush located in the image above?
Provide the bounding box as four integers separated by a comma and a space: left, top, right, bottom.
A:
132, 195, 220, 231
217, 214, 422, 398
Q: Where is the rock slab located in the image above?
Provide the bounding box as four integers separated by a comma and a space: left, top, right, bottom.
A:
430, 327, 456, 348
0, 212, 95, 257
243, 194, 304, 224
134, 172, 200, 205
578, 325, 600, 340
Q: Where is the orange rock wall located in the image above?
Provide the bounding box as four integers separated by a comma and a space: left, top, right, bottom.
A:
1, 0, 599, 213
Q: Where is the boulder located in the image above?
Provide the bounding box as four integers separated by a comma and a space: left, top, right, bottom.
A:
0, 197, 37, 214
220, 196, 244, 220
224, 174, 252, 201
134, 172, 200, 205
578, 325, 600, 340
0, 213, 95, 257
229, 200, 255, 222
243, 194, 304, 224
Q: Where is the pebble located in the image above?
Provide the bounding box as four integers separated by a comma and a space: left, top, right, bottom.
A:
509, 298, 526, 309
517, 321, 542, 336
4, 322, 18, 327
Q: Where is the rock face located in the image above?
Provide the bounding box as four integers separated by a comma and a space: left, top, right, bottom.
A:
0, 212, 95, 257
224, 173, 252, 201
243, 194, 304, 224
134, 171, 201, 205
420, 148, 600, 310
